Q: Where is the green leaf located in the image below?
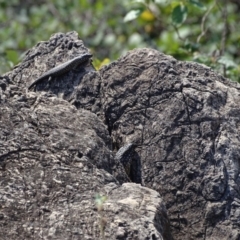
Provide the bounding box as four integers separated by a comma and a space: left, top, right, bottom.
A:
193, 53, 211, 65
184, 41, 200, 52
124, 9, 141, 22
95, 194, 107, 211
172, 4, 188, 25
217, 56, 238, 69
189, 0, 206, 10
6, 50, 19, 64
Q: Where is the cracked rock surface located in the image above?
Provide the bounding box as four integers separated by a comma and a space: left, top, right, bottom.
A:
1, 31, 240, 239
99, 49, 240, 239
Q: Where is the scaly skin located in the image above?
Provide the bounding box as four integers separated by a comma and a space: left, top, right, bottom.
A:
115, 143, 136, 177
28, 53, 92, 90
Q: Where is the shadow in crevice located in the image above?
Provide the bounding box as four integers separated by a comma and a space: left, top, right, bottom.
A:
130, 151, 142, 184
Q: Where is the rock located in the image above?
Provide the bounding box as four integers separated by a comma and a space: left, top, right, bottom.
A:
98, 48, 240, 239
101, 182, 172, 240
1, 31, 240, 239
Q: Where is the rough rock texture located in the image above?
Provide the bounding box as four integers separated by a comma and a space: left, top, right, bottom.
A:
0, 32, 171, 240
1, 31, 240, 239
98, 50, 240, 240
102, 183, 172, 240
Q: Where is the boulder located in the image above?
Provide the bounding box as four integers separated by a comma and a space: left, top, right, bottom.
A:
1, 31, 240, 239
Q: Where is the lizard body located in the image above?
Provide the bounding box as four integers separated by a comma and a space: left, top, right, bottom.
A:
28, 53, 92, 90
115, 143, 136, 177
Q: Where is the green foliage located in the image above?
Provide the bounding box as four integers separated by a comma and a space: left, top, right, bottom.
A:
1, 0, 240, 82
123, 0, 240, 82
172, 3, 188, 25
95, 194, 108, 240
95, 193, 107, 211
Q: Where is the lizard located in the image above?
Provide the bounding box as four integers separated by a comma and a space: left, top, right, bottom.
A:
114, 143, 137, 180
28, 53, 92, 90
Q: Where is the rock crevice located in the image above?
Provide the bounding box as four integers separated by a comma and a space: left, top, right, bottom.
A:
1, 31, 240, 239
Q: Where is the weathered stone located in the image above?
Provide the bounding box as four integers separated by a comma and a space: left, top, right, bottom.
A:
1, 31, 240, 239
101, 182, 172, 240
98, 48, 240, 239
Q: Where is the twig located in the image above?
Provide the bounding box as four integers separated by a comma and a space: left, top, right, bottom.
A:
216, 0, 228, 76
219, 1, 228, 56
172, 24, 185, 41
197, 0, 217, 43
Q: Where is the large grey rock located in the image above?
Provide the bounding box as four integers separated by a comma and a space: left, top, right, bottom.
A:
102, 182, 172, 240
1, 31, 240, 239
0, 32, 172, 240
98, 48, 240, 239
